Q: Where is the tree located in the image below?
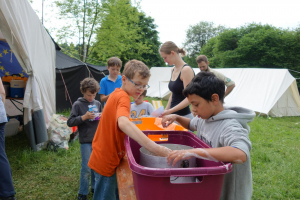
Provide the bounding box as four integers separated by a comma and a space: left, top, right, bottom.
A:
183, 21, 226, 57
137, 14, 165, 67
54, 0, 102, 62
201, 23, 300, 70
92, 0, 164, 67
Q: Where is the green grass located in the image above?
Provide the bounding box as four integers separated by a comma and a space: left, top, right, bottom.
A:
4, 98, 300, 199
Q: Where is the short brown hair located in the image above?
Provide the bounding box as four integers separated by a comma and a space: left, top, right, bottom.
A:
107, 57, 122, 68
160, 41, 186, 56
196, 55, 208, 64
80, 77, 100, 94
122, 60, 150, 79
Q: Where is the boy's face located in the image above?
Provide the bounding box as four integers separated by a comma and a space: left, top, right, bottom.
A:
197, 61, 209, 71
83, 90, 97, 102
188, 94, 215, 119
134, 95, 145, 105
122, 73, 149, 100
108, 65, 121, 78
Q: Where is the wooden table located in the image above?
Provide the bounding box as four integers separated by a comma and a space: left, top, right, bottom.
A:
117, 155, 137, 200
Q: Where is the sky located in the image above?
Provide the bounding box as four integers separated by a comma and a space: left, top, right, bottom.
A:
31, 0, 300, 47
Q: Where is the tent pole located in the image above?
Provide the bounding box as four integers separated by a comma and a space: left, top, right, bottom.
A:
159, 81, 161, 99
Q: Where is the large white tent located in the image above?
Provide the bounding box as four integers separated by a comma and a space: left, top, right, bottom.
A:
147, 67, 300, 117
0, 0, 56, 150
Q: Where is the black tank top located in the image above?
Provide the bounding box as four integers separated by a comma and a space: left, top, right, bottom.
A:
168, 64, 194, 116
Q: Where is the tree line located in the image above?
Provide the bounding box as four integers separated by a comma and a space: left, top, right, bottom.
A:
182, 21, 300, 89
52, 0, 300, 83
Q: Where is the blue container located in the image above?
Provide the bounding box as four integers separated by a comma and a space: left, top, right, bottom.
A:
10, 87, 24, 98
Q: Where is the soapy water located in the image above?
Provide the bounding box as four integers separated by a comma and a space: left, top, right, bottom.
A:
181, 148, 219, 162
233, 159, 243, 164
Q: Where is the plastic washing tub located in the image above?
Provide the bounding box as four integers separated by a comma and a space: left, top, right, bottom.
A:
125, 130, 233, 200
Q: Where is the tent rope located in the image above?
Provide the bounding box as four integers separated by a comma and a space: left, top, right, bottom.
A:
288, 69, 300, 74
59, 69, 73, 107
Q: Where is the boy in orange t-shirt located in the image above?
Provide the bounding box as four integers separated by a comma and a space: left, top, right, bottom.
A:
88, 60, 171, 200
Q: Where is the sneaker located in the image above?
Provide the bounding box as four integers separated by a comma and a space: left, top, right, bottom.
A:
78, 194, 87, 200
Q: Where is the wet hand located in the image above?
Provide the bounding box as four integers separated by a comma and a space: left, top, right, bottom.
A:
167, 150, 193, 167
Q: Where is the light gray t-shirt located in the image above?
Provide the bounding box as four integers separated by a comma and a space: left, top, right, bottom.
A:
0, 95, 8, 123
130, 102, 154, 118
189, 106, 255, 200
208, 66, 235, 87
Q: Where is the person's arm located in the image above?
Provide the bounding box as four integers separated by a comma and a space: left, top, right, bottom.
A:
161, 114, 191, 130
225, 84, 235, 97
215, 71, 235, 97
118, 116, 171, 157
99, 79, 109, 102
165, 93, 172, 110
167, 146, 247, 167
100, 94, 110, 102
0, 79, 5, 104
163, 66, 194, 115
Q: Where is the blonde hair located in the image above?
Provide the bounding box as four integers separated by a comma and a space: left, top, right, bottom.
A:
160, 41, 186, 56
122, 60, 150, 79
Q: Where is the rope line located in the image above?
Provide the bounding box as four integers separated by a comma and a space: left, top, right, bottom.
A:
59, 69, 73, 107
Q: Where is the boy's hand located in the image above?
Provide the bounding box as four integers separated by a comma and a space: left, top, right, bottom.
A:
161, 114, 177, 127
82, 111, 95, 121
167, 150, 194, 166
160, 109, 172, 117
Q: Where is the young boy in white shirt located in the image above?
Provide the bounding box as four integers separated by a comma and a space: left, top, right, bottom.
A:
130, 90, 154, 118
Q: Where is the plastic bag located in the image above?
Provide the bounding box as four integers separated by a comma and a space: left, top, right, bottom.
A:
46, 114, 72, 150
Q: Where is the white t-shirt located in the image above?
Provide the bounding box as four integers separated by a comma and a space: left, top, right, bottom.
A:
130, 102, 154, 118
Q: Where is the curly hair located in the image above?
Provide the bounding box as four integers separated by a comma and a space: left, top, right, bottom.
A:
80, 77, 100, 94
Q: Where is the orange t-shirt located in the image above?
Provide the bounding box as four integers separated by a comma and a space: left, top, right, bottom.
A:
88, 88, 131, 177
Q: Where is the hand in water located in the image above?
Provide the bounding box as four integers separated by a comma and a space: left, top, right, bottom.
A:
167, 150, 193, 166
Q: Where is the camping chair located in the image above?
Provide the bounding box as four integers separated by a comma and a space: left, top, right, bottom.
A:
152, 100, 163, 110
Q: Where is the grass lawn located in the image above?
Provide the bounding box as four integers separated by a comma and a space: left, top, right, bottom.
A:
4, 97, 300, 199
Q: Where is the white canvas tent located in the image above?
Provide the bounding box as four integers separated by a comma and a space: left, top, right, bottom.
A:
0, 0, 56, 150
147, 67, 300, 117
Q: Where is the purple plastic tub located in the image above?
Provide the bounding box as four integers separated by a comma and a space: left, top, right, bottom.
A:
125, 131, 233, 200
